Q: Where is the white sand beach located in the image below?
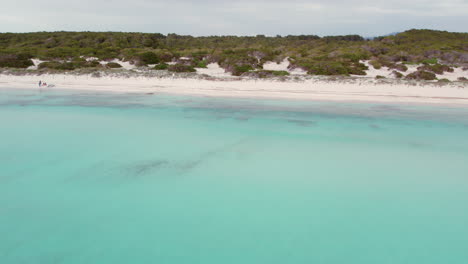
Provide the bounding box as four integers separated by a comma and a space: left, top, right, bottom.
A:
1, 72, 467, 105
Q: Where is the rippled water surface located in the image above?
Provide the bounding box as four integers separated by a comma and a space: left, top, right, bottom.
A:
1, 88, 468, 263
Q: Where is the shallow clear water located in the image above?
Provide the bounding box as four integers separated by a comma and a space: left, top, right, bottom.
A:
1, 88, 468, 264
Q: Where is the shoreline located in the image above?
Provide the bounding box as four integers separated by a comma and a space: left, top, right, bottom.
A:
1, 72, 468, 106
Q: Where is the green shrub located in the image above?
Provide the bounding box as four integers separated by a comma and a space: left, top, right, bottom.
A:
217, 49, 260, 72
191, 51, 208, 60
417, 64, 453, 74
154, 63, 169, 70
296, 59, 368, 76
402, 61, 419, 65
37, 60, 101, 70
421, 58, 438, 64
341, 53, 369, 62
168, 64, 196, 73
87, 60, 101, 67
194, 60, 208, 68
458, 77, 467, 82
376, 75, 386, 79
272, 70, 290, 76
0, 54, 34, 68
38, 61, 76, 70
375, 58, 394, 68
438, 78, 450, 83
232, 64, 254, 76
138, 52, 160, 64
369, 60, 382, 69
323, 35, 364, 42
405, 70, 436, 80
106, 62, 122, 68
347, 62, 368, 75
389, 64, 408, 72
391, 71, 403, 78
307, 62, 349, 75
243, 70, 290, 78
157, 52, 175, 62
77, 60, 101, 68
44, 47, 79, 59
374, 58, 407, 72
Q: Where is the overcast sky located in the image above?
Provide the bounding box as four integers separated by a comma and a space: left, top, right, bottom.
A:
1, 0, 467, 36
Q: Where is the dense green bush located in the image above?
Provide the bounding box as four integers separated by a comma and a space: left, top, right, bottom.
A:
0, 54, 34, 68
389, 63, 408, 72
157, 52, 175, 62
138, 52, 160, 64
307, 62, 349, 75
372, 57, 407, 72
421, 58, 438, 64
71, 58, 101, 68
217, 49, 260, 73
44, 47, 79, 59
191, 51, 209, 60
347, 62, 368, 75
285, 35, 320, 40
37, 60, 101, 70
293, 57, 368, 76
243, 70, 290, 78
391, 71, 403, 78
323, 35, 364, 42
417, 64, 453, 74
271, 70, 290, 76
38, 61, 76, 70
369, 60, 382, 69
106, 62, 122, 68
194, 60, 208, 68
167, 64, 196, 73
405, 70, 436, 80
341, 53, 369, 62
87, 60, 101, 67
231, 65, 254, 76
154, 63, 169, 70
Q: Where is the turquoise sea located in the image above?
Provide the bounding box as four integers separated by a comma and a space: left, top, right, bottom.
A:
1, 88, 468, 264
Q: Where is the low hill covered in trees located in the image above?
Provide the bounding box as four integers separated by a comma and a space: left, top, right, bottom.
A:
0, 29, 466, 78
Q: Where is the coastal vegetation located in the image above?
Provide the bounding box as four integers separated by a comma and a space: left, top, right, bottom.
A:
417, 63, 454, 74
0, 53, 34, 68
0, 29, 466, 78
37, 59, 101, 70
167, 64, 196, 73
243, 70, 290, 78
106, 62, 122, 68
391, 71, 404, 78
405, 70, 437, 81
153, 63, 169, 70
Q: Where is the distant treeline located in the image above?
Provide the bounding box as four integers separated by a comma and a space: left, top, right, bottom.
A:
0, 29, 467, 78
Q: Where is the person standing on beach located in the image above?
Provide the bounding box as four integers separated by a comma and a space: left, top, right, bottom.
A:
39, 80, 42, 87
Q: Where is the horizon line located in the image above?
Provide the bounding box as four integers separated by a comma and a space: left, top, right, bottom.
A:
1, 28, 467, 38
